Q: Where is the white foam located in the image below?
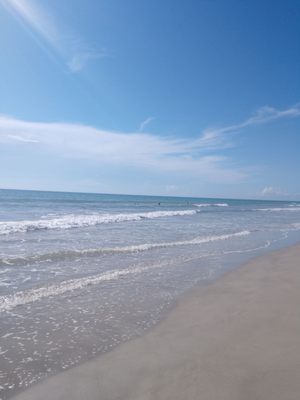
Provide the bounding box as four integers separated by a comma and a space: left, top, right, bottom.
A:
0, 230, 251, 266
0, 279, 10, 288
255, 207, 300, 212
0, 209, 197, 235
193, 203, 228, 207
0, 262, 167, 312
0, 269, 10, 274
80, 230, 250, 254
0, 230, 250, 311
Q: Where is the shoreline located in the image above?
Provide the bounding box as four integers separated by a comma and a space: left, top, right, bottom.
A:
12, 242, 300, 400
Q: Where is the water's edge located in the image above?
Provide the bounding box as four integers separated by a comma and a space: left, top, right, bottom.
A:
9, 238, 300, 400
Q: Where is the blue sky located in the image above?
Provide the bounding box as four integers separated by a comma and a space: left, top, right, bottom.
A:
0, 0, 299, 199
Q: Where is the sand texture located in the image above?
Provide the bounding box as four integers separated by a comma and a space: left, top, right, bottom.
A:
13, 244, 300, 400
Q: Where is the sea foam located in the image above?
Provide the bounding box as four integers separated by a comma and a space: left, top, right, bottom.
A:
255, 207, 300, 212
193, 203, 228, 207
0, 230, 250, 267
0, 209, 197, 235
0, 230, 250, 311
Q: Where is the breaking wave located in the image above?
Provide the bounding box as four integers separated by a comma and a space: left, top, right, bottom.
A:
0, 210, 197, 235
193, 203, 229, 208
255, 207, 300, 212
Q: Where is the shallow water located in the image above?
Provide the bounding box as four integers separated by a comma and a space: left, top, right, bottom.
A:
1, 189, 300, 399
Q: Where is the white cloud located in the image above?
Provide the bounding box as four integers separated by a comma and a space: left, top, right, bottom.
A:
2, 0, 102, 71
1, 103, 299, 190
262, 186, 278, 195
5, 134, 39, 143
0, 115, 245, 184
203, 103, 300, 137
67, 51, 103, 73
165, 185, 179, 194
261, 186, 287, 197
139, 117, 156, 132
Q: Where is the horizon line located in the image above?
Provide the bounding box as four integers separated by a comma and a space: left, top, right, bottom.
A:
0, 187, 297, 203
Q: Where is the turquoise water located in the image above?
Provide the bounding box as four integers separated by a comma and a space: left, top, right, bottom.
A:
1, 189, 300, 398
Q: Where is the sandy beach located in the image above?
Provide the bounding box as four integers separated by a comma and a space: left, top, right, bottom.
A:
12, 243, 300, 400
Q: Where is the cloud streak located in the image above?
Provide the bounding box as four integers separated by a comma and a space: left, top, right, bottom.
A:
0, 115, 245, 184
139, 117, 156, 132
204, 103, 300, 137
0, 103, 299, 189
2, 0, 103, 71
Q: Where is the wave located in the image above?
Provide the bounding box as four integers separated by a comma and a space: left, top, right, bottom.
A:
0, 265, 153, 312
255, 207, 300, 212
0, 230, 250, 312
0, 209, 197, 235
0, 230, 251, 267
193, 203, 228, 208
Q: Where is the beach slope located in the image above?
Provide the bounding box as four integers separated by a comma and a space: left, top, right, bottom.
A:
13, 244, 300, 400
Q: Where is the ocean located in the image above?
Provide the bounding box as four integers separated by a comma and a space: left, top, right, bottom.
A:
1, 189, 300, 399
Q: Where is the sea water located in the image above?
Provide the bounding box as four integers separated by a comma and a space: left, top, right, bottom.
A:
1, 189, 300, 398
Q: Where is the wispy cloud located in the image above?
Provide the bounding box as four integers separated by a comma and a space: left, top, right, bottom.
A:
67, 51, 104, 73
1, 0, 103, 71
139, 117, 156, 132
5, 134, 39, 143
204, 103, 300, 137
0, 115, 245, 184
1, 104, 299, 189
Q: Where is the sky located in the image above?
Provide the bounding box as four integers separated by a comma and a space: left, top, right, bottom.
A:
0, 0, 300, 200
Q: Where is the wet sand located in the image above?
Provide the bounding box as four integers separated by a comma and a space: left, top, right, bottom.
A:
13, 244, 300, 400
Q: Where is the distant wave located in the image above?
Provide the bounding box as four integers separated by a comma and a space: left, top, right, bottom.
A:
0, 210, 197, 235
0, 230, 250, 311
0, 230, 250, 267
193, 203, 228, 208
255, 207, 300, 212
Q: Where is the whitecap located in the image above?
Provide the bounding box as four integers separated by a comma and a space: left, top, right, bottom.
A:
255, 207, 300, 212
193, 203, 228, 208
0, 209, 197, 235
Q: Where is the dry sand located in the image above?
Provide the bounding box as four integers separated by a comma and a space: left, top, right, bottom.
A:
13, 244, 300, 400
